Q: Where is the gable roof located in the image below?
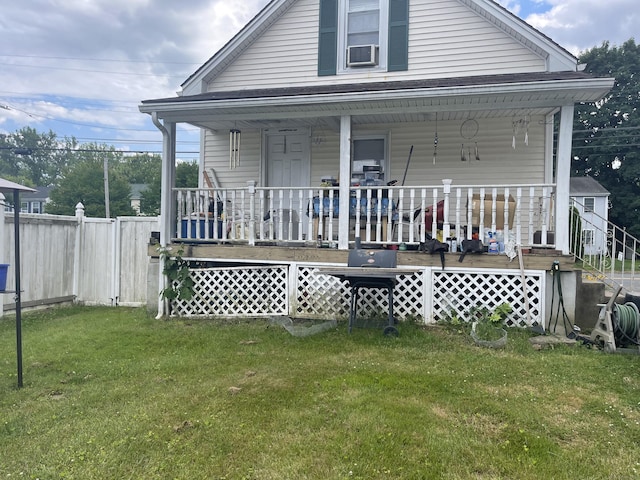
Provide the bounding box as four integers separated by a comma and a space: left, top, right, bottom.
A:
21, 186, 52, 200
180, 0, 579, 97
181, 0, 297, 96
570, 176, 611, 197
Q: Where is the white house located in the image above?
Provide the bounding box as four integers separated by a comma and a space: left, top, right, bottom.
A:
570, 176, 610, 256
139, 0, 614, 324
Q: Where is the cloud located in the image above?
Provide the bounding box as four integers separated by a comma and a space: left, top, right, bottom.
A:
520, 0, 637, 54
0, 0, 269, 140
0, 0, 634, 148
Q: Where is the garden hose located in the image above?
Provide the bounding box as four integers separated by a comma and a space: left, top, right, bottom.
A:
612, 302, 640, 347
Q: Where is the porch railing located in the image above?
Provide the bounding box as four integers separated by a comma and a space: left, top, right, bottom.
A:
570, 198, 640, 293
173, 180, 556, 249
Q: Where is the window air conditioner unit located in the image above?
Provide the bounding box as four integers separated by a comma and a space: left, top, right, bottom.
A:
347, 45, 379, 67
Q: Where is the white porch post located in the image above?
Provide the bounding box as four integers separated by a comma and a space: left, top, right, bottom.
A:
555, 104, 574, 255
338, 115, 351, 250
152, 113, 176, 317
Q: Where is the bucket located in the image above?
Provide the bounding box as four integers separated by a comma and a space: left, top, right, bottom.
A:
0, 264, 9, 291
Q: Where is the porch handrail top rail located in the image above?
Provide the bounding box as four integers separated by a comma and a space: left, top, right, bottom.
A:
174, 183, 557, 193
451, 183, 555, 190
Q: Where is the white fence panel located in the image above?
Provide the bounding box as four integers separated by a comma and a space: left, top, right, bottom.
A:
78, 218, 115, 306
118, 217, 159, 306
0, 208, 159, 312
3, 214, 78, 304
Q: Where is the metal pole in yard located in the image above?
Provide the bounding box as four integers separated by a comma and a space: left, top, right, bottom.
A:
14, 189, 23, 388
103, 156, 110, 218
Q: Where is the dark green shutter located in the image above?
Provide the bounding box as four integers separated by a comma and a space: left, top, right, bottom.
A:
388, 0, 409, 72
318, 0, 338, 76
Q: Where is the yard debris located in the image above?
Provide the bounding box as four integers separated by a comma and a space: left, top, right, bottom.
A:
48, 390, 65, 400
270, 316, 337, 337
529, 334, 577, 349
245, 370, 257, 377
228, 386, 242, 395
173, 420, 194, 433
239, 339, 259, 345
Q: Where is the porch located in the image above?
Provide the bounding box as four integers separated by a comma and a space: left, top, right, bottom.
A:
172, 180, 557, 250
158, 179, 573, 328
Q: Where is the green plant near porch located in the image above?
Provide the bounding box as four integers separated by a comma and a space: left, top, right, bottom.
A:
469, 302, 513, 343
158, 246, 195, 302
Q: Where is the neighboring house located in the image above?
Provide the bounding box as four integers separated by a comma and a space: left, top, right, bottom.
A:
4, 186, 51, 214
139, 0, 614, 323
570, 176, 610, 256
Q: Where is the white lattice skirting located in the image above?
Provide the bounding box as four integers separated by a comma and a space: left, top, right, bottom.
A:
172, 263, 544, 327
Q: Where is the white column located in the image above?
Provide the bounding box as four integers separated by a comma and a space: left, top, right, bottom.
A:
338, 115, 351, 250
555, 105, 574, 254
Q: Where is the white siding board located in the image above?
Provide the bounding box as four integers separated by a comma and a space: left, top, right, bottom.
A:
208, 0, 547, 92
204, 129, 262, 187
282, 116, 546, 189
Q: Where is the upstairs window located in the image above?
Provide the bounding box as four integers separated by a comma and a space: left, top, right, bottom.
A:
583, 197, 595, 213
347, 0, 380, 46
318, 0, 408, 76
342, 0, 384, 70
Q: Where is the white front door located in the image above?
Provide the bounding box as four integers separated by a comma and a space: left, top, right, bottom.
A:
265, 129, 310, 239
266, 129, 310, 191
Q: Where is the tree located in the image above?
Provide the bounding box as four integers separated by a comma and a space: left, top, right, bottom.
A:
0, 127, 79, 187
114, 153, 161, 184
46, 145, 135, 217
141, 161, 199, 216
572, 38, 640, 237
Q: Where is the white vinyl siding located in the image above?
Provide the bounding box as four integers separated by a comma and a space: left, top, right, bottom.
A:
290, 117, 546, 188
209, 0, 546, 92
203, 129, 263, 187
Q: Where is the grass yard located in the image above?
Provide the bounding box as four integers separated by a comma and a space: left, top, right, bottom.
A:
1, 306, 639, 479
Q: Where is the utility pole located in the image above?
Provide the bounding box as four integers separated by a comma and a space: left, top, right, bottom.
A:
103, 156, 110, 218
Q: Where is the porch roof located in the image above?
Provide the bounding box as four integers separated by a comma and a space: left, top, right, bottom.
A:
140, 71, 614, 130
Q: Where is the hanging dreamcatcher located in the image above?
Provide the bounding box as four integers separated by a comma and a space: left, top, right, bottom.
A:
460, 119, 480, 162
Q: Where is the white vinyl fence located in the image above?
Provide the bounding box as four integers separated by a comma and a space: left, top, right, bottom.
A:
0, 201, 159, 314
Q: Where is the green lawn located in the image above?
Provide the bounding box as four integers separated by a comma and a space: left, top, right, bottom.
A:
1, 307, 639, 479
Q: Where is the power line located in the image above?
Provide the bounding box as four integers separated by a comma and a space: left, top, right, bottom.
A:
0, 53, 200, 66
0, 146, 199, 155
0, 62, 189, 78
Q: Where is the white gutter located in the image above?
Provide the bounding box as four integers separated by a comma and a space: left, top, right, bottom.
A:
151, 112, 171, 319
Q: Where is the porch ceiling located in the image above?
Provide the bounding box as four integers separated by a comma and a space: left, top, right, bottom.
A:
140, 72, 614, 131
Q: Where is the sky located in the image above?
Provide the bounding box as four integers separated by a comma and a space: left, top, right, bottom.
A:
0, 0, 637, 165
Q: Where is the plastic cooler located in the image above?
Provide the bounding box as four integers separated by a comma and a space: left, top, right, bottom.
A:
180, 219, 223, 239
0, 264, 9, 291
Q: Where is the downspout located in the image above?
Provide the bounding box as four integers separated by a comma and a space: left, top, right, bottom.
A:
151, 112, 176, 318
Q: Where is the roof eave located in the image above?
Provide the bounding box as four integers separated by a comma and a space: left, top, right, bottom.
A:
140, 77, 615, 119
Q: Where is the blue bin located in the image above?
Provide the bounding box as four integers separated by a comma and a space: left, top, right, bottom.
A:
0, 264, 8, 291
180, 219, 223, 239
